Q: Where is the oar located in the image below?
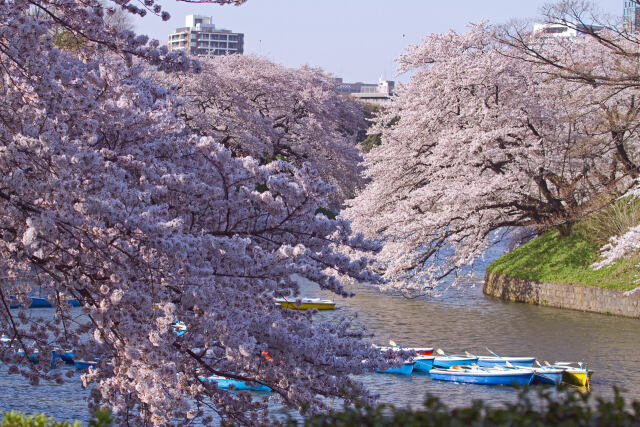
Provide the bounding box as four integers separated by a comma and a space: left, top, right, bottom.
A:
486, 347, 516, 369
435, 348, 448, 357
486, 347, 503, 359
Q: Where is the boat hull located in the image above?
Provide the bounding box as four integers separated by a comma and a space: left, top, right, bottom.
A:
414, 356, 435, 372
274, 298, 335, 310
378, 362, 414, 375
203, 376, 271, 392
9, 297, 81, 309
75, 360, 97, 370
562, 370, 589, 387
430, 369, 534, 386
477, 357, 535, 368
52, 351, 75, 364
433, 356, 478, 369
532, 369, 564, 385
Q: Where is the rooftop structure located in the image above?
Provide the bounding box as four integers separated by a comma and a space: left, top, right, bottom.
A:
533, 23, 578, 37
533, 22, 605, 38
336, 78, 394, 105
167, 14, 244, 57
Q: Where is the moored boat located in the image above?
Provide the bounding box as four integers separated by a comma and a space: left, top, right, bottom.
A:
75, 360, 98, 370
531, 366, 564, 385
377, 361, 415, 375
9, 296, 81, 309
430, 365, 534, 386
52, 350, 75, 364
553, 362, 591, 388
433, 355, 478, 369
274, 297, 335, 310
202, 375, 271, 392
405, 347, 433, 356
477, 356, 536, 368
413, 356, 435, 372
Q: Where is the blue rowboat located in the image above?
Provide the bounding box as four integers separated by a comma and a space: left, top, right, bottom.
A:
173, 321, 186, 337
9, 296, 81, 309
52, 350, 75, 364
17, 350, 39, 363
202, 375, 271, 392
433, 355, 478, 369
377, 361, 415, 375
75, 360, 98, 370
430, 366, 534, 386
532, 367, 564, 385
477, 356, 536, 368
414, 356, 435, 372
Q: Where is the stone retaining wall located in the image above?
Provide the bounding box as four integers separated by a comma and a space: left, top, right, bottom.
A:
483, 272, 640, 319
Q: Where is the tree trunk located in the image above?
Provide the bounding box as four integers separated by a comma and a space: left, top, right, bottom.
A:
557, 222, 573, 237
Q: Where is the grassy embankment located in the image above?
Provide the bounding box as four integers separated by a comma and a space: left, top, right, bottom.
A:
486, 200, 640, 291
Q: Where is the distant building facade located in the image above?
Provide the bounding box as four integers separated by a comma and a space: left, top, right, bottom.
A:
336, 78, 394, 105
167, 15, 244, 57
533, 23, 578, 37
533, 23, 604, 38
623, 1, 640, 33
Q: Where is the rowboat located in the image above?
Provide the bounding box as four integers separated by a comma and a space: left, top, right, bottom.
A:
413, 356, 435, 372
376, 346, 433, 356
433, 355, 478, 369
9, 296, 81, 309
75, 360, 98, 370
553, 362, 591, 388
531, 366, 564, 385
477, 356, 536, 368
17, 349, 39, 363
173, 321, 186, 336
52, 349, 75, 364
377, 361, 415, 375
405, 347, 433, 356
274, 297, 335, 310
430, 365, 534, 386
202, 375, 271, 392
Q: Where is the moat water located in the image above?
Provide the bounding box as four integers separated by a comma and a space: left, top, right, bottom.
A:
1, 266, 638, 422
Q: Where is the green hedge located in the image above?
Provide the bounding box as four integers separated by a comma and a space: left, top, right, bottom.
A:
0, 409, 112, 427
298, 388, 639, 427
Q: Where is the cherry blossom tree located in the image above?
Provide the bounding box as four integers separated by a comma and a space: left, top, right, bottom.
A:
0, 1, 391, 424
497, 1, 640, 266
155, 54, 366, 207
345, 23, 640, 292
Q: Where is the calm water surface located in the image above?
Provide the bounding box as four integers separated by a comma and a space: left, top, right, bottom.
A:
1, 273, 638, 421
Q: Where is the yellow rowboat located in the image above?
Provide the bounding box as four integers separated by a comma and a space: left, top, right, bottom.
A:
274, 298, 336, 310
554, 362, 591, 388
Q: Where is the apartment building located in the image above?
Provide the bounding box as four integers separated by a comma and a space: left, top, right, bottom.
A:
167, 15, 244, 57
624, 1, 640, 33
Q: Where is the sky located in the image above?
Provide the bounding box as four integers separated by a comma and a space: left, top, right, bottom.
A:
134, 0, 623, 83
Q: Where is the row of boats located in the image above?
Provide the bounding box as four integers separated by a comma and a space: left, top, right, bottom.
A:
1, 336, 98, 370
378, 346, 591, 388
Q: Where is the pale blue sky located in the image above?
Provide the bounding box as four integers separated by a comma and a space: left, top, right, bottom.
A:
135, 0, 622, 83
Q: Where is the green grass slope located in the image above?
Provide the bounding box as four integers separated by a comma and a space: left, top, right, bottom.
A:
486, 229, 639, 291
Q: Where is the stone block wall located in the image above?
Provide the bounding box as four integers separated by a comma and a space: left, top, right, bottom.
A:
483, 272, 640, 318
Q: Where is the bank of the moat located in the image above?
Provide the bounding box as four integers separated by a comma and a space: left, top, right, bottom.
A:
483, 228, 640, 318
483, 272, 640, 318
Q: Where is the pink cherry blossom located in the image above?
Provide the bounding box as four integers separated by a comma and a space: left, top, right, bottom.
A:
0, 1, 389, 424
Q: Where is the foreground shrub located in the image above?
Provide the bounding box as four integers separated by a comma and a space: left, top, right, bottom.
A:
0, 409, 112, 427
299, 388, 639, 427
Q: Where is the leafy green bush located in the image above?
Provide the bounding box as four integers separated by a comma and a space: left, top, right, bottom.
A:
298, 388, 639, 427
0, 409, 112, 427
